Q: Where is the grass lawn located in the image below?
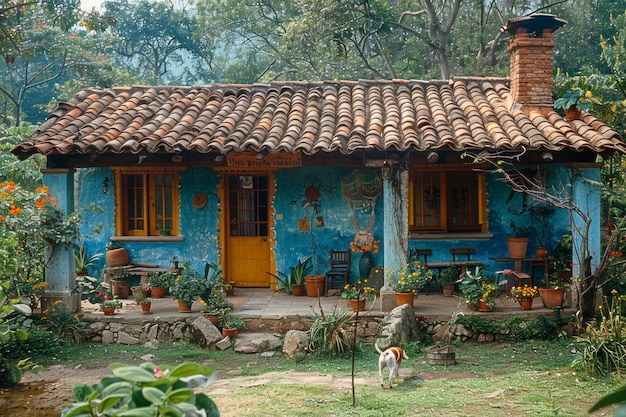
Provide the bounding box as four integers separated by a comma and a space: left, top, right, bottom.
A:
35, 338, 623, 416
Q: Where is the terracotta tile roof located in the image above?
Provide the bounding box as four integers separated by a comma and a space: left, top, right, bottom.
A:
12, 78, 625, 160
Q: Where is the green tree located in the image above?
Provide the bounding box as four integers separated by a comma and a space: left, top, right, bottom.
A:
103, 0, 216, 84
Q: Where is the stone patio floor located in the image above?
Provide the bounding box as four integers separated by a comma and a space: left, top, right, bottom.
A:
79, 287, 569, 322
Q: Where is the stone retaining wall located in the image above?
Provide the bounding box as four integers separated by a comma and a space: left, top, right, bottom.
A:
80, 313, 521, 346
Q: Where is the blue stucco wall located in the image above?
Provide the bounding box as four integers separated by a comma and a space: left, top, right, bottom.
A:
75, 163, 575, 286
406, 164, 572, 279
273, 167, 384, 284
76, 167, 221, 280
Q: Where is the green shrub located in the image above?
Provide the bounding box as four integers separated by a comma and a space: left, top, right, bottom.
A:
505, 315, 559, 342
454, 315, 502, 334
572, 291, 626, 377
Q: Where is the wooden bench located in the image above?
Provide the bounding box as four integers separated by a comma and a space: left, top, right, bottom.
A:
408, 248, 484, 294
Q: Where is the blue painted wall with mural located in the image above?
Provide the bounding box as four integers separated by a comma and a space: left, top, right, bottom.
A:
75, 163, 572, 287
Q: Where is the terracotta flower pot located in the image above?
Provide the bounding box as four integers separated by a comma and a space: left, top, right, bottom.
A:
507, 237, 528, 259
177, 300, 192, 313
478, 299, 493, 312
538, 288, 565, 308
204, 313, 218, 325
141, 303, 152, 315
305, 275, 326, 297
518, 298, 533, 310
151, 286, 167, 298
395, 292, 415, 307
441, 284, 455, 297
291, 284, 305, 296
222, 328, 238, 338
111, 280, 130, 299
349, 298, 366, 311
102, 307, 116, 315
106, 248, 129, 267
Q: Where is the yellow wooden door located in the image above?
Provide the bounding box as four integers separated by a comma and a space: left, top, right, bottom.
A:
225, 174, 271, 287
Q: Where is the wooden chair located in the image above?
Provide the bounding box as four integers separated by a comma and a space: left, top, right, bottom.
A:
450, 248, 475, 262
325, 250, 351, 296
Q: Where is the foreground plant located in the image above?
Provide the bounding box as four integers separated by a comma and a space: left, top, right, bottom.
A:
572, 290, 626, 377
308, 306, 355, 356
61, 362, 219, 417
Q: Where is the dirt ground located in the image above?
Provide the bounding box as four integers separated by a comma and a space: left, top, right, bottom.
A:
1, 363, 479, 417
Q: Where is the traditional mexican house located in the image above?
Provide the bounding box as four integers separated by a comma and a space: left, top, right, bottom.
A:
12, 14, 626, 309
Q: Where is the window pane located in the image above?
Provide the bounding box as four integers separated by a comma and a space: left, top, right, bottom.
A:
154, 174, 174, 231
228, 175, 268, 237
125, 174, 144, 231
412, 171, 440, 228
448, 171, 480, 231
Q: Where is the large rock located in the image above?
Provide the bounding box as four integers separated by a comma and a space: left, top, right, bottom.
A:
190, 316, 224, 348
234, 333, 282, 354
282, 330, 310, 358
375, 303, 422, 348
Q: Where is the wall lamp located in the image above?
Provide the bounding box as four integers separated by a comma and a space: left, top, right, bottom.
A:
102, 177, 109, 194
256, 150, 268, 160
172, 154, 183, 163
381, 161, 393, 179
427, 151, 439, 163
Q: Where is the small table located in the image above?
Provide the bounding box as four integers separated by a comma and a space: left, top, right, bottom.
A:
489, 257, 547, 274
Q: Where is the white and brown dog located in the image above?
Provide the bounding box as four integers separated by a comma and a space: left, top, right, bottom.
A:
375, 343, 409, 388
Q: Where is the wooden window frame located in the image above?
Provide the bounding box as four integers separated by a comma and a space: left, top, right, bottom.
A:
409, 166, 486, 234
113, 167, 181, 237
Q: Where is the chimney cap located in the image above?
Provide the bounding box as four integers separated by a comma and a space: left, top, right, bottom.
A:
500, 13, 567, 35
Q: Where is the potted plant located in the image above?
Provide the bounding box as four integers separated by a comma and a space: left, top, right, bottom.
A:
459, 266, 498, 311
131, 285, 151, 304
218, 313, 245, 338
170, 264, 200, 312
386, 260, 434, 307
554, 87, 599, 120
74, 243, 101, 276
100, 294, 122, 315
439, 267, 460, 297
148, 270, 176, 298
538, 273, 569, 308
291, 257, 311, 296
110, 268, 131, 299
340, 279, 378, 311
140, 297, 152, 314
105, 241, 129, 267
267, 268, 294, 294
509, 284, 539, 310
507, 220, 531, 259
198, 262, 233, 324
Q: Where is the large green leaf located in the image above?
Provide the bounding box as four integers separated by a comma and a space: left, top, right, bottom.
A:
589, 385, 626, 412
14, 329, 28, 341
169, 363, 214, 378
112, 366, 157, 382
97, 394, 126, 413
141, 386, 165, 404
60, 403, 93, 417
116, 406, 159, 417
102, 381, 133, 398
166, 388, 194, 404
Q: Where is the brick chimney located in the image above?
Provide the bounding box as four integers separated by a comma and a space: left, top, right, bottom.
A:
502, 14, 567, 108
